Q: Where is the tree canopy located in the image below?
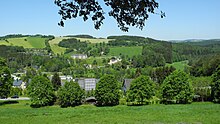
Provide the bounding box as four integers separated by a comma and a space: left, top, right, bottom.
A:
0, 58, 12, 98
54, 0, 165, 32
161, 70, 193, 104
95, 75, 120, 106
211, 66, 220, 103
127, 75, 156, 104
51, 72, 61, 91
27, 76, 55, 108
57, 81, 84, 107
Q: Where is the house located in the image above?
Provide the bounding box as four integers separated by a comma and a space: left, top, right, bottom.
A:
71, 54, 88, 59
13, 79, 26, 90
122, 79, 133, 94
108, 57, 121, 65
75, 78, 99, 91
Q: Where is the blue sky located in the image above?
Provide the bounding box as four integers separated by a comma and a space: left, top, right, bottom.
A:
0, 0, 220, 40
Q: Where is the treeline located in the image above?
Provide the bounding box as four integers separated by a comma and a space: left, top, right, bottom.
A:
0, 34, 55, 40
190, 54, 220, 77
64, 34, 95, 39
107, 36, 157, 46
58, 38, 88, 54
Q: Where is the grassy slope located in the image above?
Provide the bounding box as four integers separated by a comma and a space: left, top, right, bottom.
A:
49, 37, 70, 55
166, 60, 189, 71
0, 101, 219, 124
109, 46, 142, 57
26, 37, 46, 48
75, 37, 113, 43
0, 37, 46, 48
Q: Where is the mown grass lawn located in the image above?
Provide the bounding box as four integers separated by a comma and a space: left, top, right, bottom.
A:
0, 101, 219, 124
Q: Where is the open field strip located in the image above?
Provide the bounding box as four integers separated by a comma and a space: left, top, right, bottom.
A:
0, 101, 219, 124
49, 37, 70, 55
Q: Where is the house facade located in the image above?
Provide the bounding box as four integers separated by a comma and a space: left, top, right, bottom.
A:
75, 78, 99, 91
122, 79, 133, 94
71, 54, 88, 59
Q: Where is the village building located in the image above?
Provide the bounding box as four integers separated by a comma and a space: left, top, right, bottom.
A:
71, 54, 88, 59
122, 79, 133, 94
75, 78, 99, 91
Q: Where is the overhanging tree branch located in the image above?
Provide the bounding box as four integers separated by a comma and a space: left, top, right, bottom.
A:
54, 0, 165, 32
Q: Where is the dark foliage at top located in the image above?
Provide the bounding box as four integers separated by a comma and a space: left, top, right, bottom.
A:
58, 38, 87, 50
65, 34, 95, 39
54, 0, 165, 32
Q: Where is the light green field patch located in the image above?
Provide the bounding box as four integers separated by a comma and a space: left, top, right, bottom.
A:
0, 37, 47, 48
5, 37, 33, 48
109, 46, 143, 57
166, 60, 189, 71
26, 37, 46, 48
75, 37, 113, 43
49, 37, 70, 55
0, 39, 10, 45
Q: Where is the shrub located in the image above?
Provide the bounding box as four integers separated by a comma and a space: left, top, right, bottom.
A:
27, 76, 55, 108
211, 66, 220, 103
161, 70, 193, 104
95, 75, 120, 106
127, 75, 156, 105
57, 81, 84, 107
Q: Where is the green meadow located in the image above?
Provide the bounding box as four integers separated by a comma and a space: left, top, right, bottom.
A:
0, 101, 219, 124
166, 60, 189, 71
0, 37, 46, 48
75, 37, 113, 43
49, 37, 69, 55
109, 46, 143, 57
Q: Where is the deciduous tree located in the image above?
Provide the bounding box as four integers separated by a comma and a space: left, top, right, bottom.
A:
51, 72, 61, 91
27, 76, 55, 108
0, 58, 12, 98
54, 0, 165, 32
127, 75, 156, 104
95, 75, 120, 106
211, 66, 220, 103
57, 81, 84, 107
161, 70, 193, 104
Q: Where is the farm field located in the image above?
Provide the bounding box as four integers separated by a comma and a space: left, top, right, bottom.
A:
0, 101, 219, 124
166, 60, 189, 71
109, 46, 143, 57
0, 37, 47, 48
75, 37, 113, 43
49, 37, 70, 55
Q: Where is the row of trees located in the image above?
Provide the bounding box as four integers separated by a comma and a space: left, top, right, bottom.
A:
26, 70, 199, 108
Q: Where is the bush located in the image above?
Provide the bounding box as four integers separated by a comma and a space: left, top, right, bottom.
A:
95, 75, 120, 106
211, 66, 220, 103
161, 70, 193, 104
127, 75, 156, 105
57, 81, 84, 108
27, 76, 55, 108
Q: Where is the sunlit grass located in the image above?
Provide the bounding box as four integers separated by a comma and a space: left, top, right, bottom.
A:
1, 101, 219, 124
